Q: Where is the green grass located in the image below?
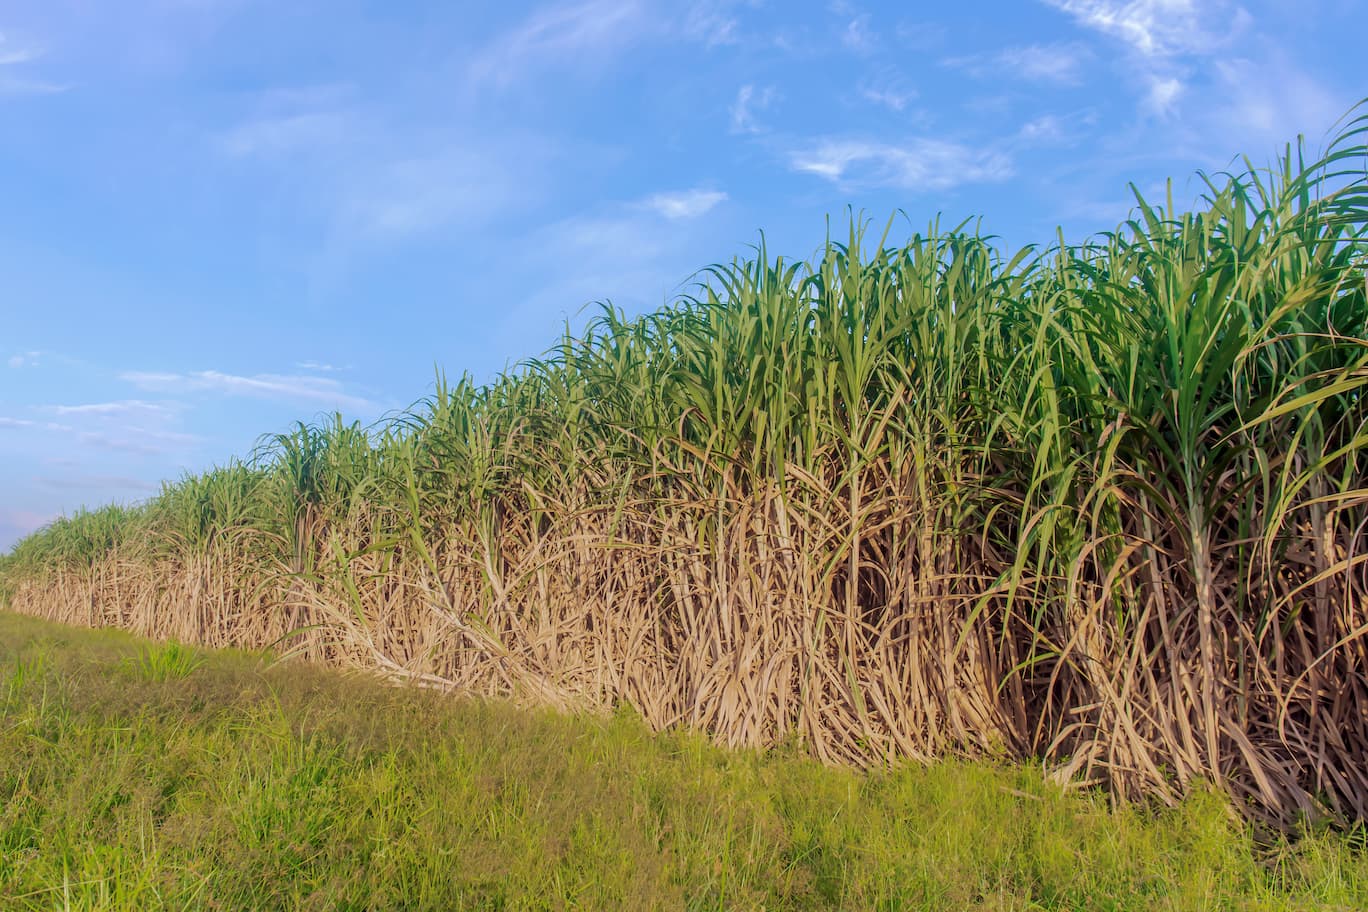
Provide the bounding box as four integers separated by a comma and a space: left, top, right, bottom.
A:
120, 641, 206, 683
2, 612, 1365, 911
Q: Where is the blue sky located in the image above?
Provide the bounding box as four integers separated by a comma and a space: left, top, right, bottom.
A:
1, 0, 1362, 549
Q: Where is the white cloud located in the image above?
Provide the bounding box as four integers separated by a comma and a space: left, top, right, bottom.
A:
731, 84, 777, 134
841, 14, 877, 54
860, 84, 916, 113
643, 188, 728, 219
467, 0, 648, 88
76, 428, 200, 456
1144, 76, 1183, 117
895, 19, 947, 51
489, 201, 726, 355
1092, 45, 1346, 153
1018, 115, 1065, 143
1, 402, 195, 457
1207, 55, 1346, 147
532, 211, 672, 263
466, 0, 754, 89
0, 33, 40, 67
682, 1, 742, 47
215, 84, 357, 160
790, 138, 1013, 191
1013, 109, 1098, 147
946, 43, 1091, 85
342, 148, 544, 238
0, 416, 72, 433
119, 371, 180, 385
1039, 1, 1257, 124
220, 112, 351, 158
1040, 0, 1245, 58
217, 99, 551, 241
120, 369, 376, 412
0, 31, 64, 95
214, 9, 734, 244
51, 400, 178, 419
856, 68, 919, 112
20, 397, 196, 456
0, 74, 65, 94
7, 350, 41, 368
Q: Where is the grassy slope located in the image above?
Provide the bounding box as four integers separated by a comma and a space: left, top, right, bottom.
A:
2, 613, 1364, 911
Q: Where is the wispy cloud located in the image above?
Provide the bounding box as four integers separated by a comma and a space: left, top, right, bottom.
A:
342, 149, 546, 238
51, 400, 178, 419
1206, 54, 1346, 147
825, 0, 878, 54
730, 84, 777, 134
682, 1, 743, 47
215, 83, 357, 160
0, 417, 71, 432
532, 211, 671, 267
860, 83, 917, 113
0, 34, 39, 67
489, 201, 725, 353
945, 43, 1091, 85
1040, 0, 1246, 58
120, 369, 376, 411
220, 112, 351, 158
643, 188, 728, 219
1013, 109, 1098, 147
1143, 76, 1183, 117
790, 138, 1013, 191
218, 98, 553, 241
894, 19, 947, 51
856, 68, 919, 113
1039, 0, 1252, 122
467, 0, 648, 88
467, 0, 752, 89
76, 428, 200, 456
17, 396, 198, 455
1039, 1, 1344, 146
119, 371, 179, 386
0, 30, 65, 95
1, 399, 191, 458
7, 350, 41, 369
841, 14, 877, 55
1018, 115, 1066, 144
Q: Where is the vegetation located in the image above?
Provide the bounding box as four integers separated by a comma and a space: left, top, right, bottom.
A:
3, 110, 1368, 830
3, 612, 1366, 910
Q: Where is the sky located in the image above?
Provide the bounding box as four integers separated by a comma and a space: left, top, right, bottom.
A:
1, 0, 1363, 550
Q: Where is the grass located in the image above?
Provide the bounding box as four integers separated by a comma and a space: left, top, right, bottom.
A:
2, 106, 1368, 827
120, 641, 206, 682
2, 612, 1365, 911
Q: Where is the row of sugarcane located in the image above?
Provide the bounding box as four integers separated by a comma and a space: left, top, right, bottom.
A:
5, 109, 1368, 827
